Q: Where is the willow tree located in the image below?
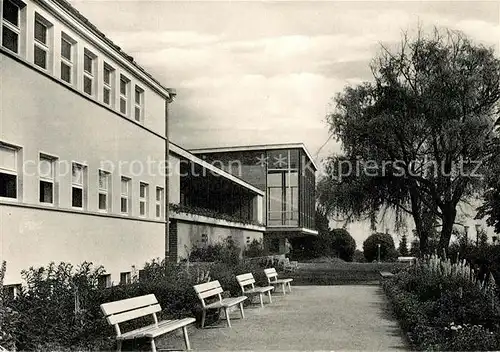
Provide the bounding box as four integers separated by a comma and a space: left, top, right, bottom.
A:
319, 28, 500, 253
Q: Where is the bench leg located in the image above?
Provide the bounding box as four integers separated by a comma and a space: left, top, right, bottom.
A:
116, 340, 122, 352
282, 284, 286, 295
239, 302, 245, 319
182, 326, 191, 350
150, 338, 157, 352
268, 290, 272, 303
225, 307, 231, 328
259, 293, 264, 307
288, 282, 292, 292
201, 309, 207, 329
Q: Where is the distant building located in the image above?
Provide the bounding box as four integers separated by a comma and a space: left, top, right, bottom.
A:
190, 143, 318, 253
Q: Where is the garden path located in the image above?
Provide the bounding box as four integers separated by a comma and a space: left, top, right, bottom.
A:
158, 285, 408, 351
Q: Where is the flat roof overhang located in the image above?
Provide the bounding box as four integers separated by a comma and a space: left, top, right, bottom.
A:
169, 142, 264, 196
265, 227, 318, 238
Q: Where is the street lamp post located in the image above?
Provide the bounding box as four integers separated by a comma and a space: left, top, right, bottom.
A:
377, 243, 381, 263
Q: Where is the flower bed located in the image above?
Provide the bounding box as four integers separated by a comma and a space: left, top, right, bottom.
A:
382, 255, 500, 350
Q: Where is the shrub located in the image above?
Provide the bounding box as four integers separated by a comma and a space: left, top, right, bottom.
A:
243, 239, 267, 258
363, 232, 398, 262
189, 237, 240, 265
0, 261, 19, 351
331, 229, 356, 262
398, 234, 409, 256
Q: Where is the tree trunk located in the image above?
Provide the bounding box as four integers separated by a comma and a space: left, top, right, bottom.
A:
439, 205, 457, 254
409, 186, 428, 255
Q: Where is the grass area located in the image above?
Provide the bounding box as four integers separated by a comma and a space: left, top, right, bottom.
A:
289, 259, 408, 285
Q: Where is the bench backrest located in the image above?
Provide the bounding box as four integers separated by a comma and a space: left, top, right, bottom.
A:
236, 273, 255, 293
264, 268, 278, 283
100, 294, 161, 336
193, 280, 223, 307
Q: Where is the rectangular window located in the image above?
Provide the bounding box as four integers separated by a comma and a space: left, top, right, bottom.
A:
33, 14, 50, 70
71, 163, 85, 208
3, 284, 21, 300
0, 145, 18, 199
120, 177, 130, 214
2, 0, 22, 53
120, 272, 131, 285
134, 86, 143, 122
103, 64, 114, 106
119, 75, 129, 115
155, 186, 163, 219
98, 170, 110, 211
98, 274, 111, 289
83, 50, 95, 96
39, 155, 55, 204
60, 34, 74, 84
139, 182, 148, 217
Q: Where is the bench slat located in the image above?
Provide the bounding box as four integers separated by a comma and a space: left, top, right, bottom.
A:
198, 286, 223, 299
264, 268, 278, 278
107, 304, 162, 325
101, 294, 157, 316
194, 280, 221, 294
238, 278, 255, 287
236, 273, 253, 282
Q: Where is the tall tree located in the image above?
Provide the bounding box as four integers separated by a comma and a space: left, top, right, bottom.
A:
398, 234, 409, 256
318, 28, 500, 253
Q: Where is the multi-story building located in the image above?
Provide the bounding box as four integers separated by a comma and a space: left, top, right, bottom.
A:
0, 0, 173, 289
190, 143, 318, 253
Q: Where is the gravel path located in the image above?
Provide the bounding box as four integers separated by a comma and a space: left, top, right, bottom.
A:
158, 285, 408, 351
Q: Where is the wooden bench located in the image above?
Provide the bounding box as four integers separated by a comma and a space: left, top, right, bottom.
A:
193, 280, 247, 328
284, 259, 299, 273
264, 268, 293, 295
236, 273, 274, 307
100, 294, 196, 352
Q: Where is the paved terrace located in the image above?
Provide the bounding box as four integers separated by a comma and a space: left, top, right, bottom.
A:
158, 285, 408, 351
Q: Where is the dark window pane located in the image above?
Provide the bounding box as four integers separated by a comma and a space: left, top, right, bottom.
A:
0, 172, 16, 198
34, 20, 47, 44
3, 0, 19, 26
135, 107, 141, 121
84, 53, 92, 73
140, 202, 145, 215
2, 26, 18, 53
103, 88, 110, 105
83, 76, 92, 95
120, 78, 127, 95
39, 180, 53, 203
135, 89, 141, 104
61, 39, 71, 60
61, 62, 71, 83
34, 45, 46, 69
104, 67, 111, 85
72, 187, 83, 207
156, 204, 161, 218
121, 197, 127, 213
98, 193, 106, 210
120, 98, 126, 114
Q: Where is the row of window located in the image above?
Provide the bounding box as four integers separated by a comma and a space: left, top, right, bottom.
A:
0, 144, 164, 219
2, 0, 144, 122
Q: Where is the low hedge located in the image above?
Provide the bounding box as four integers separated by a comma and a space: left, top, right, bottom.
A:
382, 264, 500, 351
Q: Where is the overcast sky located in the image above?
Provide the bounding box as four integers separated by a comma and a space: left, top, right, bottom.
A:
69, 0, 499, 246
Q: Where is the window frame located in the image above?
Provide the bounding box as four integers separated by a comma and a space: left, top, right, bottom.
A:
83, 49, 96, 96
39, 154, 56, 205
33, 13, 50, 71
134, 85, 144, 122
0, 143, 19, 200
120, 176, 130, 215
139, 182, 148, 217
60, 32, 74, 84
120, 272, 131, 285
98, 169, 111, 212
103, 63, 115, 107
155, 186, 163, 219
119, 75, 129, 116
1, 0, 23, 54
71, 162, 86, 209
